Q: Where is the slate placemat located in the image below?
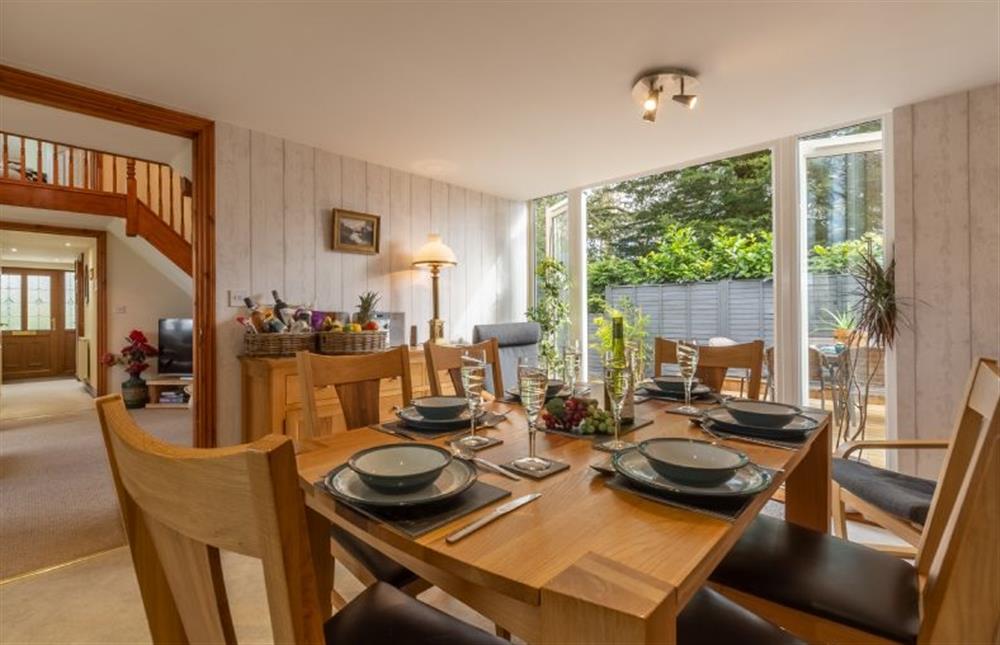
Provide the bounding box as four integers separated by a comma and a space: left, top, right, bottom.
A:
316, 477, 511, 539
539, 416, 653, 440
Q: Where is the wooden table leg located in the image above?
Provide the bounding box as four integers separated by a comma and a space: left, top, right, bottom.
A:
540, 553, 677, 644
306, 504, 334, 620
785, 420, 831, 532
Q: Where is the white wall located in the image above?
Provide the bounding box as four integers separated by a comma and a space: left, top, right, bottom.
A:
105, 232, 192, 392
893, 84, 1000, 477
215, 123, 528, 445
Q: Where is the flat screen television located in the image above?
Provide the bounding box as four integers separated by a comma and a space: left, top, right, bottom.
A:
158, 318, 193, 376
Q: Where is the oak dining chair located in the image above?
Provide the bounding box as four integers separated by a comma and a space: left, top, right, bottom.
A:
295, 347, 428, 608
94, 394, 504, 644
296, 347, 413, 440
710, 357, 1000, 644
424, 338, 504, 397
654, 338, 765, 399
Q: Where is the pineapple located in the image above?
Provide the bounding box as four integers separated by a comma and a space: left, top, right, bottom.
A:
356, 291, 381, 329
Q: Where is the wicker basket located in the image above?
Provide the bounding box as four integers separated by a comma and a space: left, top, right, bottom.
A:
317, 330, 388, 355
242, 332, 316, 357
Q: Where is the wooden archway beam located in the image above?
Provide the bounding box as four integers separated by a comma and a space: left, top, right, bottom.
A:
0, 64, 217, 448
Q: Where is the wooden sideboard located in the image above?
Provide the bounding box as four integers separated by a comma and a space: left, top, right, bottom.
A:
240, 348, 438, 442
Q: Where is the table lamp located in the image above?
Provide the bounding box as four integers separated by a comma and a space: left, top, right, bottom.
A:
412, 234, 457, 344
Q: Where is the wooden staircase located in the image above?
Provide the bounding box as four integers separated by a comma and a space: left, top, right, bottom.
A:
0, 131, 193, 274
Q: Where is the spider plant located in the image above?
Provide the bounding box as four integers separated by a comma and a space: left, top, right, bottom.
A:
839, 244, 907, 444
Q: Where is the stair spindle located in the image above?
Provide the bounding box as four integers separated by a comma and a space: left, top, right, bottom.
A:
35, 139, 42, 183
3, 134, 9, 179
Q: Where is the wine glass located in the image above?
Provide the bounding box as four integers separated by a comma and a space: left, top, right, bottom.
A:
456, 349, 489, 448
513, 357, 551, 471
563, 339, 581, 397
674, 340, 700, 414
598, 351, 635, 452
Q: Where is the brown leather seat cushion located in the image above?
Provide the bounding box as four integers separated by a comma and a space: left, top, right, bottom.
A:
710, 515, 920, 643
678, 587, 805, 645
330, 525, 418, 588
324, 582, 505, 644
326, 583, 801, 645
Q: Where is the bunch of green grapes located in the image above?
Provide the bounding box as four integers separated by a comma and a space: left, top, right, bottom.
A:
577, 402, 613, 435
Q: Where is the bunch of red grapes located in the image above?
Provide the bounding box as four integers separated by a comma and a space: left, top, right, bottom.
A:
541, 397, 588, 431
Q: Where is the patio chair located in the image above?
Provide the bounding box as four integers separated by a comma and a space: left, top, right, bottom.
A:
472, 322, 541, 389
764, 346, 829, 409
94, 394, 505, 644
654, 338, 765, 399
710, 358, 1000, 644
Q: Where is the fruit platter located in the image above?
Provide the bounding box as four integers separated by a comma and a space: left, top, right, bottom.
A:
540, 397, 634, 437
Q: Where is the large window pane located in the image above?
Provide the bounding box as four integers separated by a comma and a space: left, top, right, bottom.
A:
65, 271, 76, 330
801, 120, 886, 462
26, 275, 52, 331
1, 273, 22, 331
584, 149, 774, 384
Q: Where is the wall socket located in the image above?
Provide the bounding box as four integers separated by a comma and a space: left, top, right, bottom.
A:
228, 290, 250, 308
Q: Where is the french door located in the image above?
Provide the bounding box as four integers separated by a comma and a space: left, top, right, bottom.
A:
1, 268, 77, 381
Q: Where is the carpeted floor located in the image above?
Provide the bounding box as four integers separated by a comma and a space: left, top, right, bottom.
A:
1, 378, 95, 421
0, 380, 191, 579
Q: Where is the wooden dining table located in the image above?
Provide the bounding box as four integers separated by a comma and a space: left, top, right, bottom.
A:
296, 396, 831, 644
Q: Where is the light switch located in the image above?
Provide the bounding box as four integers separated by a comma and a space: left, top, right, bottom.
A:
229, 290, 250, 308
114, 305, 127, 314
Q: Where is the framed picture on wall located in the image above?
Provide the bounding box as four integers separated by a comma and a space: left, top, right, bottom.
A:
332, 209, 380, 255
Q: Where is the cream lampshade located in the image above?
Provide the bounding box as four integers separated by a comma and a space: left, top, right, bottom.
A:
412, 234, 457, 343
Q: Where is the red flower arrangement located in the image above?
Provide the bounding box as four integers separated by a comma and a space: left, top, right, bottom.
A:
101, 329, 158, 378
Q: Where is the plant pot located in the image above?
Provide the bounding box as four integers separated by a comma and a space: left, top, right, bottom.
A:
832, 329, 851, 342
122, 377, 149, 409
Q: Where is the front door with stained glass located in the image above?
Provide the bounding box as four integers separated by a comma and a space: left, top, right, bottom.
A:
1, 268, 74, 381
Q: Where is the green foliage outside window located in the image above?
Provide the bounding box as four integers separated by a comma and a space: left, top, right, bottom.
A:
809, 233, 883, 274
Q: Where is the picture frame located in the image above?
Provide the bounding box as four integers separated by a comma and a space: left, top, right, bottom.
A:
332, 209, 380, 255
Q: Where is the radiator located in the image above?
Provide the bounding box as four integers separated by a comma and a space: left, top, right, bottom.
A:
76, 338, 90, 382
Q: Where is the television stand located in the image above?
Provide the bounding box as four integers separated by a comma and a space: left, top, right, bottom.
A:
146, 377, 193, 409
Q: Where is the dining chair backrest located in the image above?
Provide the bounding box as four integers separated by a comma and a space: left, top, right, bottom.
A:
915, 358, 1000, 643
472, 322, 541, 389
654, 338, 765, 399
424, 338, 504, 397
95, 394, 324, 644
296, 346, 413, 438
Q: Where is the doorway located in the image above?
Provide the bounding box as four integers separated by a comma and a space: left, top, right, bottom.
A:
1, 267, 78, 380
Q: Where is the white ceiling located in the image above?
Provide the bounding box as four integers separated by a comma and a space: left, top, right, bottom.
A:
1, 2, 997, 200
0, 229, 93, 265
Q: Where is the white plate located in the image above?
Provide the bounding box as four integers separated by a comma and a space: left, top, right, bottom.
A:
612, 447, 771, 497
325, 459, 477, 507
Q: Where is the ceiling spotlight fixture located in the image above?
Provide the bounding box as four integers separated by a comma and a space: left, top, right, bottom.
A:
672, 77, 698, 109
631, 68, 699, 123
64, 242, 72, 247
10, 248, 17, 252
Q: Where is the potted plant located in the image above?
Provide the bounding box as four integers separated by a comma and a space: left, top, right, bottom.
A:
837, 245, 906, 445
821, 308, 856, 343
102, 329, 158, 409
526, 257, 570, 375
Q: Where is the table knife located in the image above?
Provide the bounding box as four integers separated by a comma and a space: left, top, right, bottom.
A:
445, 493, 541, 544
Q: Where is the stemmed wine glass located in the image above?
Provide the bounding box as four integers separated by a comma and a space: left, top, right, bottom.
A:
674, 340, 701, 415
456, 349, 489, 448
628, 343, 646, 392
513, 357, 551, 471
598, 351, 635, 452
563, 339, 581, 397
